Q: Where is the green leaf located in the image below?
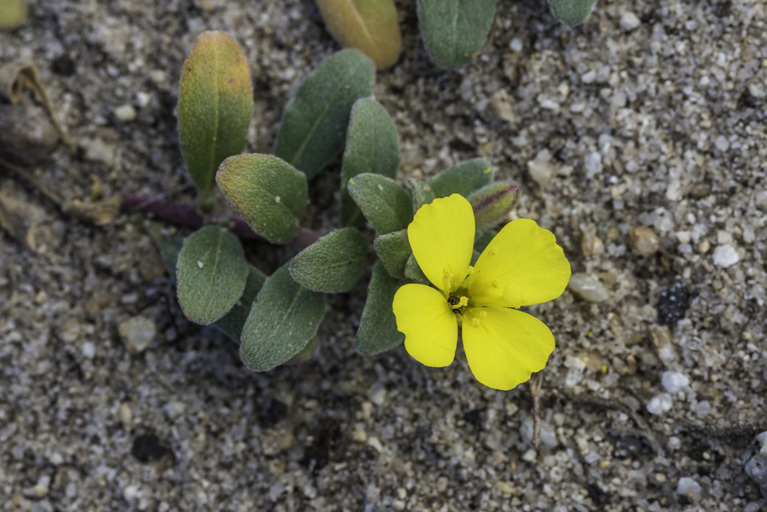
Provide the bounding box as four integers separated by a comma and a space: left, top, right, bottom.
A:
289, 227, 369, 293
416, 0, 497, 69
408, 178, 436, 210
404, 253, 429, 285
0, 0, 28, 30
286, 336, 319, 364
340, 98, 400, 227
315, 0, 402, 69
146, 223, 184, 283
347, 173, 413, 235
214, 266, 266, 340
177, 31, 253, 200
373, 230, 411, 278
240, 265, 326, 371
176, 226, 249, 325
217, 154, 307, 244
429, 158, 494, 198
273, 49, 375, 178
356, 261, 404, 355
548, 0, 597, 26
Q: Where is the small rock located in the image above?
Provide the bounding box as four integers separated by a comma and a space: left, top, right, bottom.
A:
568, 273, 609, 303
527, 159, 556, 187
651, 325, 678, 363
118, 315, 156, 353
656, 282, 691, 327
580, 231, 604, 257
647, 393, 673, 415
131, 433, 171, 463
81, 341, 96, 359
119, 402, 133, 429
584, 152, 603, 175
114, 104, 137, 122
676, 477, 703, 502
136, 91, 151, 108
712, 244, 739, 268
82, 138, 115, 165
490, 89, 514, 123
619, 12, 641, 31
661, 371, 690, 393
629, 226, 659, 257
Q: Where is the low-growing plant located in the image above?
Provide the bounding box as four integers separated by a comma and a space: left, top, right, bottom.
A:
314, 0, 599, 70
149, 31, 569, 389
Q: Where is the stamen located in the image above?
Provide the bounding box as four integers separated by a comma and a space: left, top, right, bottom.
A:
491, 280, 500, 288
466, 266, 474, 275
457, 296, 468, 308
442, 268, 454, 293
472, 317, 481, 328
477, 310, 487, 318
490, 248, 498, 256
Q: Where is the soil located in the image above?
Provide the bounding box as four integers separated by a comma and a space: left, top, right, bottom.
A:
1, 0, 766, 510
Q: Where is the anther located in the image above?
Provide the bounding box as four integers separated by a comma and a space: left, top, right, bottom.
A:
472, 318, 481, 328
490, 248, 498, 256
491, 280, 500, 288
466, 266, 474, 275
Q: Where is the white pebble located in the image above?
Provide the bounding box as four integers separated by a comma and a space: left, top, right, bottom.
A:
114, 104, 137, 122
712, 244, 739, 268
509, 38, 523, 52
619, 12, 641, 31
714, 135, 729, 151
646, 393, 673, 415
527, 159, 556, 187
676, 477, 702, 502
584, 152, 603, 175
136, 91, 151, 108
661, 371, 690, 393
82, 341, 96, 359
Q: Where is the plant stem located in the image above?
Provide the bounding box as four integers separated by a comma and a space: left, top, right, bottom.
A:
121, 195, 319, 251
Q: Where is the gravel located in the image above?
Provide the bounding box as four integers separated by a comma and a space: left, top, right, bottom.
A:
1, 0, 767, 510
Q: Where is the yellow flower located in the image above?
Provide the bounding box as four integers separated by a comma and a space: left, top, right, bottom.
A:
392, 194, 571, 390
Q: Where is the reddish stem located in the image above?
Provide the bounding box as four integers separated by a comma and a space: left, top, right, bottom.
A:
121, 195, 319, 251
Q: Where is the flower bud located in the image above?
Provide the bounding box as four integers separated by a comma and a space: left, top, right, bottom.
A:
467, 181, 520, 229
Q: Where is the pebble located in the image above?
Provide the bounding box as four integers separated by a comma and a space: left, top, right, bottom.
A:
81, 341, 96, 359
584, 152, 603, 175
114, 104, 137, 122
661, 371, 690, 393
527, 159, 556, 187
676, 477, 703, 502
629, 226, 659, 257
619, 12, 641, 31
580, 231, 604, 257
82, 138, 115, 165
567, 273, 609, 303
118, 316, 157, 353
646, 393, 673, 415
490, 89, 514, 123
712, 244, 739, 268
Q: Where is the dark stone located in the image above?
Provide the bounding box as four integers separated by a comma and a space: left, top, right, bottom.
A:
51, 54, 76, 76
300, 418, 342, 474
656, 282, 692, 328
461, 408, 485, 430
131, 433, 170, 463
257, 398, 287, 428
587, 483, 609, 508
738, 89, 758, 110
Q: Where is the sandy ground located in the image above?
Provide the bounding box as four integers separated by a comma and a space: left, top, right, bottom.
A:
1, 0, 766, 510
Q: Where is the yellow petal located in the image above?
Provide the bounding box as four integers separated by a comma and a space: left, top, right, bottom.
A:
393, 284, 458, 367
408, 194, 474, 293
466, 219, 570, 308
462, 307, 555, 390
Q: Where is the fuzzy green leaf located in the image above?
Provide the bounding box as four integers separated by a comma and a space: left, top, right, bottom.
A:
356, 261, 404, 355
315, 0, 402, 69
273, 49, 375, 178
0, 0, 28, 30
548, 0, 597, 26
217, 154, 307, 244
416, 0, 497, 69
373, 229, 411, 278
240, 265, 326, 371
289, 227, 369, 293
404, 253, 429, 285
408, 178, 436, 210
176, 226, 249, 325
177, 31, 253, 199
340, 98, 401, 227
429, 158, 494, 198
214, 266, 266, 341
348, 173, 413, 235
